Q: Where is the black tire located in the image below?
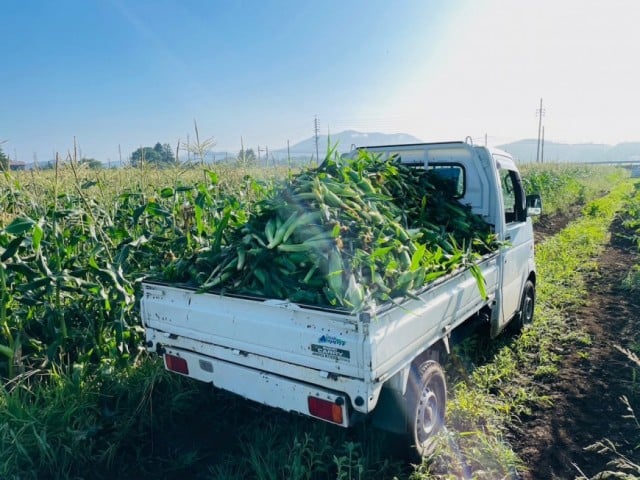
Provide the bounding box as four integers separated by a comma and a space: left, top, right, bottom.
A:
511, 279, 535, 332
404, 360, 447, 458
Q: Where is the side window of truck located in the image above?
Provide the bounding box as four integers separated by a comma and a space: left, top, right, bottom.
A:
500, 169, 526, 224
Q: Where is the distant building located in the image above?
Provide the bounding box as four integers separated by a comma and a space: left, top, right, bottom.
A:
9, 161, 26, 171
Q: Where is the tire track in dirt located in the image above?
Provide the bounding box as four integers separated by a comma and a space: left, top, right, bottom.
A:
514, 216, 640, 479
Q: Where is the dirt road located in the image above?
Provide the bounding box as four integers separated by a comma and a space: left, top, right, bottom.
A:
514, 216, 640, 479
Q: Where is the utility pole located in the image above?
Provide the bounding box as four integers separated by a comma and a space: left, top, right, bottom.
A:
314, 115, 320, 163
541, 126, 545, 164
536, 98, 545, 163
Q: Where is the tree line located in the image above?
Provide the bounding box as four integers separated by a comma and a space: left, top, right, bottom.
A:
0, 142, 263, 171
129, 142, 259, 168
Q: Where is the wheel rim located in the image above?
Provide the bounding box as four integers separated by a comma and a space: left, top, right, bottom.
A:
416, 382, 444, 444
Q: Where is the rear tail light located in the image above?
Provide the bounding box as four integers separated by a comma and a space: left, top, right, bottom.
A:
165, 354, 189, 375
308, 396, 344, 424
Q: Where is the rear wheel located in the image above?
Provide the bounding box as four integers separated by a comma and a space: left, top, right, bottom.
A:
404, 360, 447, 458
511, 279, 535, 332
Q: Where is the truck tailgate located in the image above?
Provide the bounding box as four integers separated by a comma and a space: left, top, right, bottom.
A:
141, 284, 365, 379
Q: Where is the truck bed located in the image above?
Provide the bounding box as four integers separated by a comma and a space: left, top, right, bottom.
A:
142, 252, 499, 414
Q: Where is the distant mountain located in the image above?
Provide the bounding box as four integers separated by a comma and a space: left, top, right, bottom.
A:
498, 139, 640, 163
273, 130, 423, 159
604, 142, 640, 162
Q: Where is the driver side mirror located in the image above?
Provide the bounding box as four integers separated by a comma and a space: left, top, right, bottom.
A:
526, 194, 542, 216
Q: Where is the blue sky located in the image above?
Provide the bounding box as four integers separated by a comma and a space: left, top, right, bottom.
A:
2, 0, 640, 163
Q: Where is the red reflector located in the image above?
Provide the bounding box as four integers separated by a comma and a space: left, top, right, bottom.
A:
308, 396, 343, 424
165, 354, 189, 375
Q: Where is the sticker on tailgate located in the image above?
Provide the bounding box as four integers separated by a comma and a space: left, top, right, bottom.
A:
318, 335, 346, 346
311, 344, 350, 362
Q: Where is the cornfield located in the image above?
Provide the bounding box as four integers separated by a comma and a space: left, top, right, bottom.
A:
0, 161, 285, 380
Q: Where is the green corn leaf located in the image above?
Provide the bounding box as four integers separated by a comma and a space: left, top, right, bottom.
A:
424, 270, 447, 283
3, 216, 35, 235
206, 170, 219, 185
370, 246, 394, 259
32, 221, 44, 251
410, 244, 426, 271
18, 277, 52, 292
132, 204, 147, 225
81, 180, 98, 189
194, 203, 204, 237
0, 344, 13, 359
160, 187, 174, 198
5, 262, 39, 281
469, 263, 488, 300
145, 202, 171, 218
1, 236, 24, 261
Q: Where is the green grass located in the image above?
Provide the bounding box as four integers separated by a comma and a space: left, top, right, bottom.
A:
0, 356, 200, 479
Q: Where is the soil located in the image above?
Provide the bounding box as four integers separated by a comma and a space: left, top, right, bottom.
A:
512, 212, 640, 479
533, 203, 586, 245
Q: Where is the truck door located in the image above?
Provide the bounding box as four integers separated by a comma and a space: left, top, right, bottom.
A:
498, 167, 533, 327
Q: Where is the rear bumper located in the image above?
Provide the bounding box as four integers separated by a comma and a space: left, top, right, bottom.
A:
160, 345, 351, 427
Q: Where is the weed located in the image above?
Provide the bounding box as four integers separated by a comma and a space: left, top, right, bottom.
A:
622, 265, 640, 292
583, 394, 640, 479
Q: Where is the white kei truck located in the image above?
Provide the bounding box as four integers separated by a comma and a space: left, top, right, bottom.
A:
141, 141, 541, 456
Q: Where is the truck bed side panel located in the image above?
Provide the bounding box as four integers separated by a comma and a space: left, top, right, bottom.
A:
368, 255, 499, 382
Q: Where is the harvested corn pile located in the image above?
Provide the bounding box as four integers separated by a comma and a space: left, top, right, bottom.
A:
164, 150, 499, 311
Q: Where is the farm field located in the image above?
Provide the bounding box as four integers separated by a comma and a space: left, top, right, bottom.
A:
0, 160, 639, 479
